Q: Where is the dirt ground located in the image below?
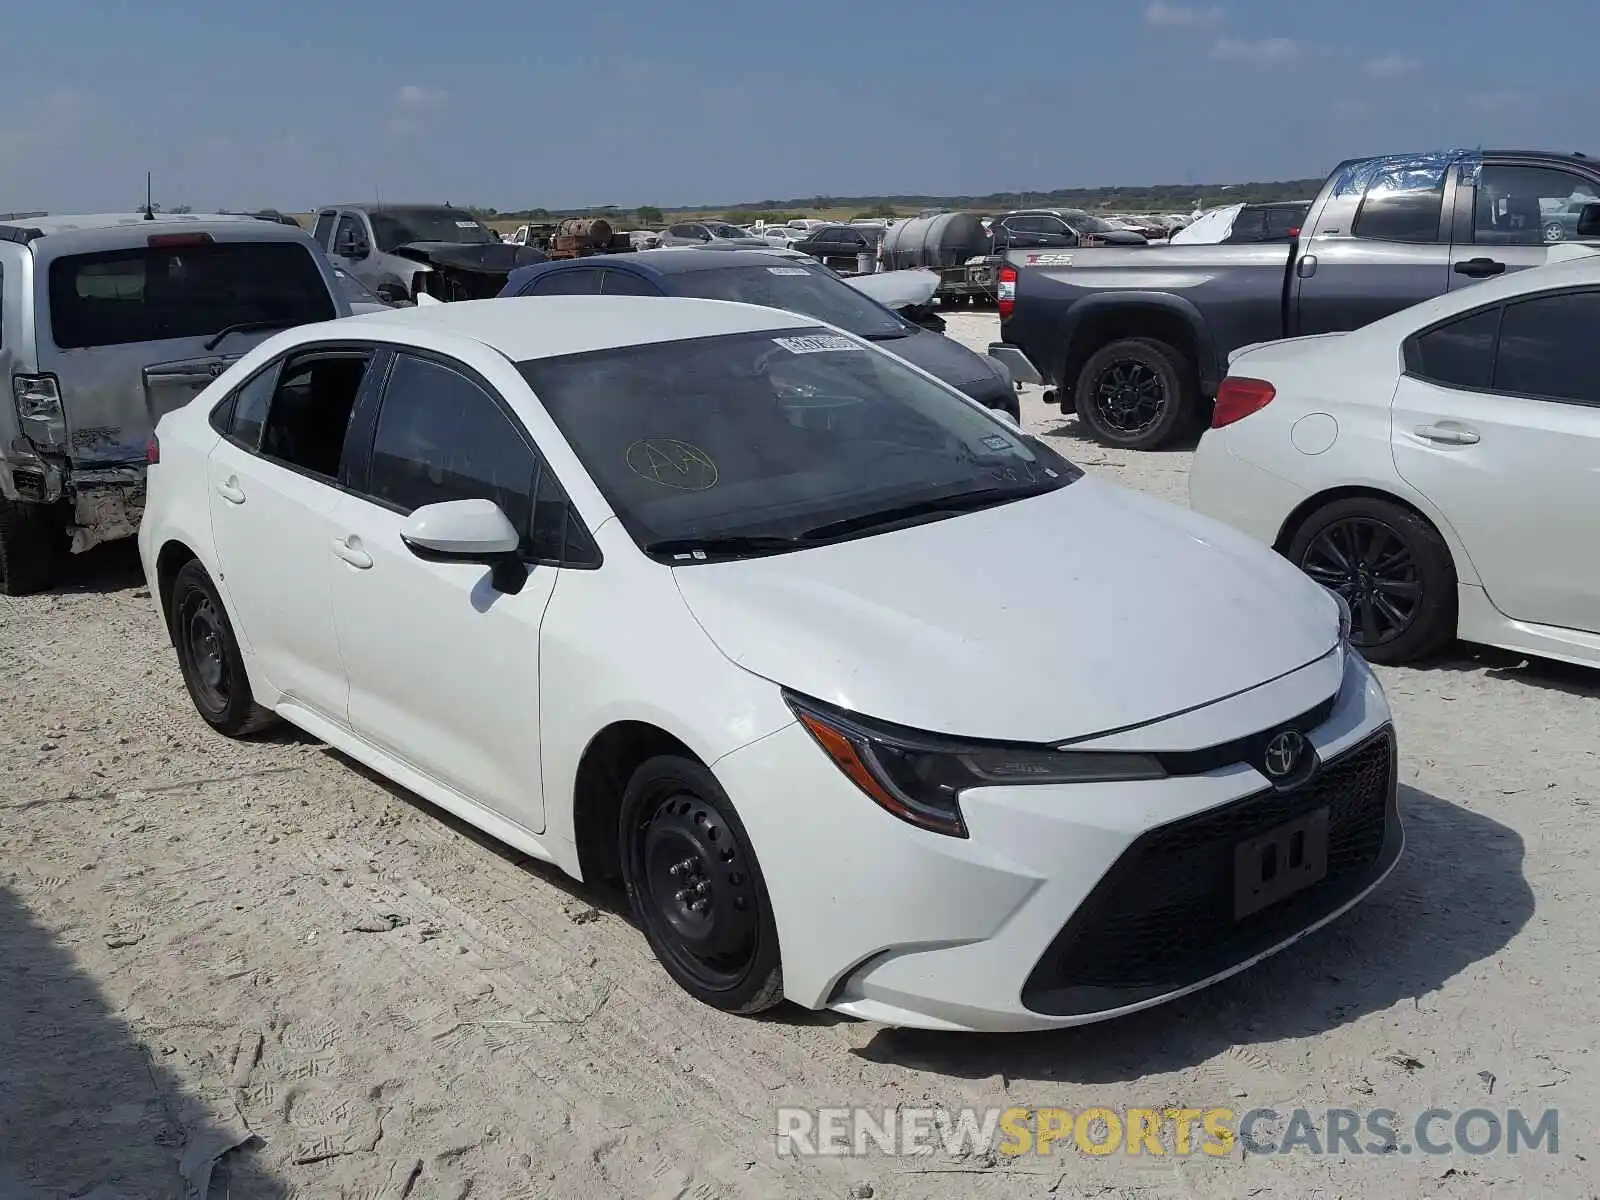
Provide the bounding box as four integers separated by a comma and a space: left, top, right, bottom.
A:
2, 309, 1597, 1199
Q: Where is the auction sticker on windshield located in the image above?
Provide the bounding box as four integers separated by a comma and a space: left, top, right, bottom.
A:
772, 335, 863, 354
767, 267, 811, 276
455, 221, 479, 229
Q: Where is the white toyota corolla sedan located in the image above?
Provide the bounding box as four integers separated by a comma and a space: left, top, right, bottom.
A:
1190, 254, 1600, 669
139, 296, 1399, 1033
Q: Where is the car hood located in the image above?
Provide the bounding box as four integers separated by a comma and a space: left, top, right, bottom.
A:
389, 241, 550, 276
873, 326, 998, 388
673, 477, 1339, 743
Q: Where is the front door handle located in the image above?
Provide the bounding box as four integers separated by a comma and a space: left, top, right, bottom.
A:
1454, 257, 1506, 278
214, 478, 245, 504
1414, 423, 1481, 445
331, 535, 373, 569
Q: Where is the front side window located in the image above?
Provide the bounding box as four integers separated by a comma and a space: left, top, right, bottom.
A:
1492, 291, 1600, 404
518, 328, 1079, 559
1474, 164, 1600, 246
1407, 307, 1500, 391
48, 241, 336, 350
367, 354, 579, 561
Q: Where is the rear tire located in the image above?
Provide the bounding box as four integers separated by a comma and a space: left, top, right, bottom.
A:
169, 559, 279, 737
0, 499, 59, 596
1073, 337, 1199, 450
1285, 497, 1457, 665
620, 755, 784, 1015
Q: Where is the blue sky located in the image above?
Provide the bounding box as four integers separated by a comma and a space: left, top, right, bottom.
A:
2, 0, 1594, 213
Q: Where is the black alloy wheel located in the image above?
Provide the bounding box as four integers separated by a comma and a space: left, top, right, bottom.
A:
1286, 497, 1457, 666
620, 756, 783, 1014
1072, 338, 1198, 450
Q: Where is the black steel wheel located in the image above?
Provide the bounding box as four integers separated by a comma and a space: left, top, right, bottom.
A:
1072, 338, 1198, 450
168, 559, 279, 736
1286, 497, 1457, 665
620, 755, 783, 1014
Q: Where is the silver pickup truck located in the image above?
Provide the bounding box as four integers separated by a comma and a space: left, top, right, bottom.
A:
997, 149, 1600, 449
0, 214, 348, 593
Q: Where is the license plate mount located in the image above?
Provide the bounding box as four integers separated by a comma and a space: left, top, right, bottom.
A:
1233, 807, 1330, 920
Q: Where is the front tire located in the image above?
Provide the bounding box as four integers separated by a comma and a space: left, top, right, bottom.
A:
1286, 497, 1457, 665
169, 560, 279, 736
619, 755, 784, 1015
1073, 337, 1198, 450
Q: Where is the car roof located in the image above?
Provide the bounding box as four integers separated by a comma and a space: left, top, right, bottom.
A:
1, 212, 267, 236
336, 294, 820, 361
0, 213, 318, 250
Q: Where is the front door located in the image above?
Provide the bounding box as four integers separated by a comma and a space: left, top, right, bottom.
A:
1390, 289, 1600, 635
329, 350, 557, 833
1447, 159, 1600, 293
206, 349, 375, 720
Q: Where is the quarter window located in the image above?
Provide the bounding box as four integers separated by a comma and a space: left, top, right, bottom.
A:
1407, 308, 1500, 391
367, 353, 585, 562
1492, 292, 1600, 404
219, 366, 279, 448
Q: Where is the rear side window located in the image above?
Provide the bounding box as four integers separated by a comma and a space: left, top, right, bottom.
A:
600, 270, 659, 296
260, 352, 370, 478
1492, 291, 1600, 404
1406, 307, 1500, 390
1353, 180, 1445, 243
526, 269, 603, 295
48, 241, 336, 350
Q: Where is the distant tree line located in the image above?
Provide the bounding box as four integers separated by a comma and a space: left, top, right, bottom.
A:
466, 178, 1324, 226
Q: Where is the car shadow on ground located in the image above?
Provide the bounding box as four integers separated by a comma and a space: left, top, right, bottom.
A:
853, 784, 1531, 1082
1034, 415, 1205, 457
1416, 645, 1600, 700
0, 884, 287, 1198
43, 539, 147, 595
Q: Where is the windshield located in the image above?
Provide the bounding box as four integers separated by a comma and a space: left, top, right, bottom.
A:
332, 266, 383, 305
670, 264, 908, 339
1068, 214, 1117, 234
518, 328, 1078, 558
369, 208, 496, 251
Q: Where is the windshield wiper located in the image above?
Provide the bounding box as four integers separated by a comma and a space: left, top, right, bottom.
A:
644, 534, 809, 561
204, 319, 298, 351
798, 482, 1058, 541
861, 329, 912, 341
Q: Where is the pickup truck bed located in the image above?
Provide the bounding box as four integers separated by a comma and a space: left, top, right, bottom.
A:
997, 148, 1600, 450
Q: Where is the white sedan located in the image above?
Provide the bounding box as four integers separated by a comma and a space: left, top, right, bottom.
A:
1190, 255, 1600, 669
139, 296, 1397, 1033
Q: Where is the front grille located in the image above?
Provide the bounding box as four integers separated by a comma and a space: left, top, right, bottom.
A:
1021, 727, 1399, 1017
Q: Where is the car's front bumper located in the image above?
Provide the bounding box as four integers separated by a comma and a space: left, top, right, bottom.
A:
716, 647, 1397, 1032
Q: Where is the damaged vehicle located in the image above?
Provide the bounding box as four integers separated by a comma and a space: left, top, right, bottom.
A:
309, 203, 553, 304
0, 212, 348, 594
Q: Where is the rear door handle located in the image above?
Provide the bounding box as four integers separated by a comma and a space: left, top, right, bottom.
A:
1414, 423, 1481, 445
214, 478, 245, 504
330, 535, 373, 569
1454, 257, 1506, 278
1296, 254, 1318, 278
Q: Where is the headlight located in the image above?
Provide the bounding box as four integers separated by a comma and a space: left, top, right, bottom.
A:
785, 692, 1166, 838
1331, 589, 1353, 643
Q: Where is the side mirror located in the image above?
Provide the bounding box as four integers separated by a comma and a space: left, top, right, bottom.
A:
400, 499, 528, 593
1577, 203, 1600, 239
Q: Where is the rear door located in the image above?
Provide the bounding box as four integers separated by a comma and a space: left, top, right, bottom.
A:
1391, 287, 1600, 634
1446, 158, 1600, 292
1293, 155, 1454, 336
36, 234, 340, 470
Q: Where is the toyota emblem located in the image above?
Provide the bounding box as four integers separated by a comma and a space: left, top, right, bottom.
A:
1262, 730, 1307, 780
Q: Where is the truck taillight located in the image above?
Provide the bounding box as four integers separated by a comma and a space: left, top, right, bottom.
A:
146, 434, 160, 465
997, 266, 1017, 319
12, 373, 67, 447
1212, 377, 1276, 428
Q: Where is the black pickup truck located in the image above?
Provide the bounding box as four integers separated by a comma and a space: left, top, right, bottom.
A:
997, 149, 1600, 449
